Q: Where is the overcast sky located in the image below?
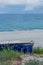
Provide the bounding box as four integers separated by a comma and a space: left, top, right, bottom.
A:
0, 0, 43, 14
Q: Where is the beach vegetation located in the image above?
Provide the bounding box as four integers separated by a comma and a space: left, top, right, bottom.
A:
33, 47, 43, 54
0, 48, 22, 61
25, 60, 43, 65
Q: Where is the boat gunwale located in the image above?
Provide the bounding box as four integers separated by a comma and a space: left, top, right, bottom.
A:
0, 42, 34, 45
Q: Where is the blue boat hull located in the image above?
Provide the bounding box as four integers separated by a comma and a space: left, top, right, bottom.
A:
0, 43, 34, 53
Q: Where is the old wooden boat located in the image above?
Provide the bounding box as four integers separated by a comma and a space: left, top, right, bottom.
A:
0, 40, 34, 53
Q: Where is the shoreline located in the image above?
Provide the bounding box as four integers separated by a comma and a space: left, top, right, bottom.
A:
0, 29, 43, 32
0, 30, 43, 47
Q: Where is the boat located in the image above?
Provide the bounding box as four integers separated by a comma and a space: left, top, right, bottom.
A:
0, 40, 34, 53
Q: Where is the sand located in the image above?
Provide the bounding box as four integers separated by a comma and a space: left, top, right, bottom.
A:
0, 30, 43, 47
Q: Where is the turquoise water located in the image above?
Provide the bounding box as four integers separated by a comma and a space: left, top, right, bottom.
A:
0, 14, 43, 31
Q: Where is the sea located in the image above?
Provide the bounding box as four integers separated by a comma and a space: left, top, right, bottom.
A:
0, 14, 43, 31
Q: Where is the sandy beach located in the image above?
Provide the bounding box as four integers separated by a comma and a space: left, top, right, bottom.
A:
0, 30, 43, 47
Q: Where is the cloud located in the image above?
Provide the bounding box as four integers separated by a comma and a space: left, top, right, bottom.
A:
0, 0, 43, 11
24, 0, 43, 11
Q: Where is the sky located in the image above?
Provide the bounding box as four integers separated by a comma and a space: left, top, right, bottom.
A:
0, 0, 43, 14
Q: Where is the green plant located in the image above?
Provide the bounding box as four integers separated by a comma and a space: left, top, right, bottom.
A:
0, 48, 22, 61
0, 60, 11, 65
33, 47, 43, 54
25, 60, 40, 65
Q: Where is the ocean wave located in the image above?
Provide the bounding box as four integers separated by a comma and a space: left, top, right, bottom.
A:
0, 29, 43, 32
